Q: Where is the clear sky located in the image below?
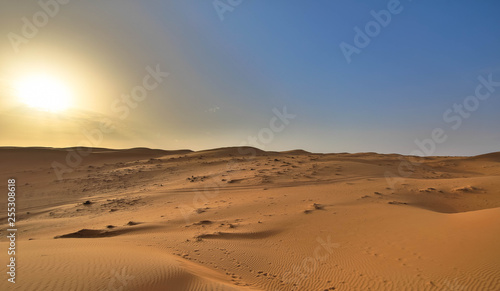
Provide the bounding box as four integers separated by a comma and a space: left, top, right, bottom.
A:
1, 1, 499, 156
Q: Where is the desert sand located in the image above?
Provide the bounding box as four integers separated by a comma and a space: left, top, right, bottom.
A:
1, 147, 499, 290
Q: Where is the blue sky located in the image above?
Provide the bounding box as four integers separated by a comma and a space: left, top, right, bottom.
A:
2, 1, 500, 155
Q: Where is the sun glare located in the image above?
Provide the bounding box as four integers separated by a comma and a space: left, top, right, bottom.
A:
15, 75, 73, 112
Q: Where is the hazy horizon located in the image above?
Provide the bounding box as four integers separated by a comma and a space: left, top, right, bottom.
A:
1, 144, 499, 158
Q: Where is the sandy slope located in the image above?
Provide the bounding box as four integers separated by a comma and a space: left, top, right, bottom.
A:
1, 147, 499, 290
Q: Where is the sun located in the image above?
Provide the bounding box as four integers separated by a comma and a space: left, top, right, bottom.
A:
15, 74, 73, 112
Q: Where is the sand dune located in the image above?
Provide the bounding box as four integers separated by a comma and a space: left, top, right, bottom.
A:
1, 147, 499, 290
